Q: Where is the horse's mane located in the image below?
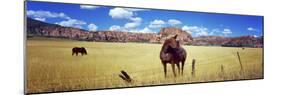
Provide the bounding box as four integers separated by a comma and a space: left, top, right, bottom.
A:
161, 38, 172, 53
161, 35, 178, 51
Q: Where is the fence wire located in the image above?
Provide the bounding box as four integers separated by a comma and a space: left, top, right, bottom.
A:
29, 49, 260, 85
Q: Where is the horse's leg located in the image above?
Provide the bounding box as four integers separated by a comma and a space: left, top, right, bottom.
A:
181, 60, 185, 75
171, 63, 176, 77
76, 52, 78, 56
72, 52, 74, 56
176, 63, 180, 75
162, 62, 167, 78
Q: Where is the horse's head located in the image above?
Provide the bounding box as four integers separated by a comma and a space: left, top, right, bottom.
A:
163, 35, 180, 49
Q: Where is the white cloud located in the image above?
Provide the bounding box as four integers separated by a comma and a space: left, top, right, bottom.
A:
222, 28, 232, 36
183, 25, 234, 37
124, 17, 142, 30
28, 10, 92, 30
130, 17, 142, 23
109, 8, 142, 22
149, 19, 166, 28
182, 25, 207, 33
182, 26, 192, 34
124, 22, 141, 29
139, 27, 155, 33
197, 31, 209, 36
181, 26, 198, 32
27, 10, 71, 20
253, 35, 258, 38
109, 25, 123, 31
247, 27, 254, 31
34, 17, 46, 22
107, 7, 151, 33
247, 27, 259, 32
108, 25, 155, 33
109, 7, 144, 31
80, 5, 100, 10
210, 28, 233, 36
88, 23, 98, 31
181, 25, 209, 36
148, 19, 182, 29
109, 8, 134, 19
56, 19, 86, 29
210, 29, 220, 35
108, 7, 148, 20
168, 19, 182, 26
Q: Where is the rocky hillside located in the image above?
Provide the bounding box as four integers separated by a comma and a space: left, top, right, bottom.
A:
222, 36, 263, 47
27, 17, 159, 42
26, 17, 192, 43
192, 36, 230, 46
26, 18, 263, 47
158, 27, 193, 44
192, 36, 263, 47
27, 17, 90, 39
91, 31, 158, 43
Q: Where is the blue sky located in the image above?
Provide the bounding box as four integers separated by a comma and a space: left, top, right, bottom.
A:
26, 1, 263, 37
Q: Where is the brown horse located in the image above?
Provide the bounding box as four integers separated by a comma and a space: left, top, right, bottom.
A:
72, 47, 87, 56
160, 35, 187, 77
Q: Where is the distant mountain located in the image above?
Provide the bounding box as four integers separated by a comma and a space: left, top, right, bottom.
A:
222, 36, 263, 47
192, 35, 263, 47
26, 18, 263, 47
27, 17, 89, 39
192, 36, 230, 46
159, 27, 193, 45
26, 17, 158, 42
26, 17, 193, 43
91, 31, 158, 43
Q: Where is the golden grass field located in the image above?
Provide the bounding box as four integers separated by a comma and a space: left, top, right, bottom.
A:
26, 37, 263, 93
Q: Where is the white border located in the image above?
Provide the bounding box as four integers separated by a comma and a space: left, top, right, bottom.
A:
1, 0, 281, 95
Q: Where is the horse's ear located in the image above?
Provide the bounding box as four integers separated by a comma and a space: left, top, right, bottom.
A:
173, 34, 178, 39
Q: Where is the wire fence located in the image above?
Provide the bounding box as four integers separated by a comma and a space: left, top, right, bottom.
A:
29, 47, 262, 88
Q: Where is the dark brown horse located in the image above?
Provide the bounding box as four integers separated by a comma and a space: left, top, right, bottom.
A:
72, 47, 87, 56
160, 35, 187, 77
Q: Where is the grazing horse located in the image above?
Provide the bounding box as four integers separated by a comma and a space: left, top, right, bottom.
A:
72, 47, 87, 56
160, 35, 187, 77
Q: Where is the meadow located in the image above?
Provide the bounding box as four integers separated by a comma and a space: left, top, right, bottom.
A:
26, 37, 263, 93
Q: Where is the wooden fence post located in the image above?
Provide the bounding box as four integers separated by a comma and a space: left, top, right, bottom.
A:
237, 52, 245, 78
119, 70, 132, 83
191, 59, 196, 77
237, 52, 243, 71
220, 65, 226, 79
221, 65, 224, 73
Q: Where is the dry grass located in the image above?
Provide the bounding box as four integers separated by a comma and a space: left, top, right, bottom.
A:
26, 37, 263, 93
